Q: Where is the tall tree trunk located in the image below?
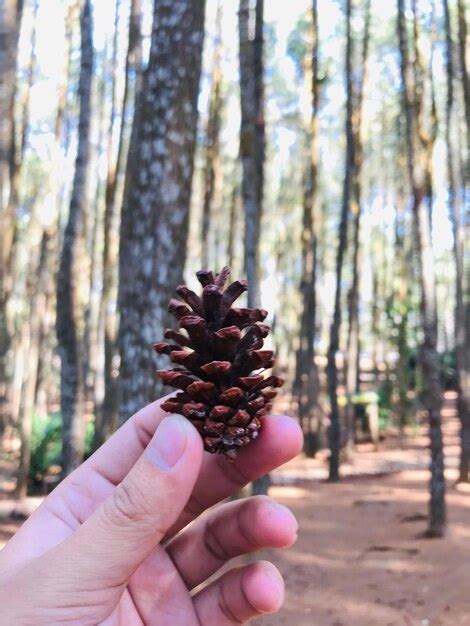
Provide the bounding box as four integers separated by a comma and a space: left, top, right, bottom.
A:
10, 0, 41, 497
344, 0, 371, 455
15, 229, 52, 497
397, 0, 446, 537
118, 0, 206, 422
239, 0, 267, 495
239, 0, 264, 309
443, 0, 470, 482
0, 0, 24, 441
457, 0, 469, 164
294, 0, 320, 447
34, 0, 76, 422
94, 0, 143, 449
326, 0, 354, 481
201, 2, 223, 269
56, 0, 94, 477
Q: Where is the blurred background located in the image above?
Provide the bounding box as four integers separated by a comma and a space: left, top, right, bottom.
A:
0, 0, 469, 623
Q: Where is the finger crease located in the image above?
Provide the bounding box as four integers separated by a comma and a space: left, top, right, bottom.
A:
219, 578, 244, 624
133, 419, 155, 452
236, 502, 261, 550
240, 572, 260, 616
203, 520, 232, 563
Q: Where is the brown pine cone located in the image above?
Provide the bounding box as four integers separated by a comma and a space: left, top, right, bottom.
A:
154, 267, 284, 460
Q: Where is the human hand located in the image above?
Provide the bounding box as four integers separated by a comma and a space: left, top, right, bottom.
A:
0, 397, 302, 625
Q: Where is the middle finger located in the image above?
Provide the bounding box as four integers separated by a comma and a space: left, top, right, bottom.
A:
166, 495, 298, 589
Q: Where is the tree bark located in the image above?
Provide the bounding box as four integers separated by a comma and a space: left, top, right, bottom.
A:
456, 0, 469, 163
0, 0, 24, 441
239, 0, 264, 309
239, 0, 267, 494
326, 0, 355, 481
34, 1, 76, 424
294, 0, 320, 447
344, 0, 371, 456
201, 2, 223, 269
93, 0, 143, 449
56, 0, 93, 477
397, 0, 446, 537
118, 0, 206, 422
443, 0, 470, 482
16, 229, 53, 497
227, 178, 239, 270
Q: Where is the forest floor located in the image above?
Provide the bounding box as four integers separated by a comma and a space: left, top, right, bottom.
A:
1, 392, 469, 625
258, 391, 470, 626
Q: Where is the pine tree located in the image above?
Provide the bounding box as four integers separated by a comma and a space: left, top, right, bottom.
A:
56, 0, 94, 476
118, 0, 206, 422
397, 0, 446, 536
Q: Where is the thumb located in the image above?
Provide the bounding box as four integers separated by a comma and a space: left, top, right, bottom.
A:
59, 414, 203, 585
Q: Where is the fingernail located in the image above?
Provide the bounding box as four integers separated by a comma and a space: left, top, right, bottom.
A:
147, 414, 190, 470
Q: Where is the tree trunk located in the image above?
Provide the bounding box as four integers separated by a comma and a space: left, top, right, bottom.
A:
326, 0, 355, 481
201, 2, 223, 269
34, 1, 76, 424
227, 177, 239, 270
344, 0, 371, 456
239, 0, 264, 309
294, 0, 320, 445
397, 0, 446, 537
93, 0, 143, 449
15, 229, 53, 498
118, 0, 206, 422
239, 0, 267, 494
56, 0, 93, 477
443, 0, 470, 482
456, 0, 469, 163
0, 0, 24, 441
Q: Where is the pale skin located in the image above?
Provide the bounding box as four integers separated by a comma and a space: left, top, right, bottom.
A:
0, 396, 303, 625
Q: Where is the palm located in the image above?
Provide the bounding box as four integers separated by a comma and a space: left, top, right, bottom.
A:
0, 400, 301, 625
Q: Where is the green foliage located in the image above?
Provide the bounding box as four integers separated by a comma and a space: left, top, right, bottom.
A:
29, 412, 95, 488
29, 411, 62, 484
440, 350, 457, 390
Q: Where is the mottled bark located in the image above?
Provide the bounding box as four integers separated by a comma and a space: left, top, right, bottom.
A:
0, 0, 24, 440
118, 0, 206, 422
201, 2, 223, 269
294, 0, 320, 442
326, 0, 355, 481
443, 0, 470, 482
94, 0, 143, 449
397, 0, 446, 536
239, 0, 264, 309
56, 0, 93, 477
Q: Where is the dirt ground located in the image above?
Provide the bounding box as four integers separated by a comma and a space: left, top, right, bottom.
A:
1, 393, 469, 625
257, 393, 470, 626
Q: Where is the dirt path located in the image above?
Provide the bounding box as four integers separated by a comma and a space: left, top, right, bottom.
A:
256, 393, 470, 625
0, 394, 469, 625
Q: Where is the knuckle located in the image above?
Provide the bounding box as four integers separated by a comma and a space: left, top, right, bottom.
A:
106, 479, 149, 527
203, 516, 234, 563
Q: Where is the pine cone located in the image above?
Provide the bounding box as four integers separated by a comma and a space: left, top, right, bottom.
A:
154, 267, 284, 460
